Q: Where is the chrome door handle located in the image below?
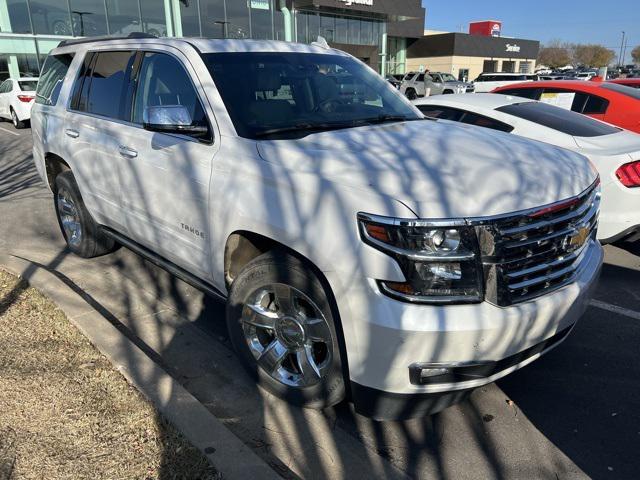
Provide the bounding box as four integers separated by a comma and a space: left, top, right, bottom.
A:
118, 145, 138, 158
65, 129, 79, 138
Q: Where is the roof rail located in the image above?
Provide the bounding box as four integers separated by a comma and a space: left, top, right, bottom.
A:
57, 32, 157, 48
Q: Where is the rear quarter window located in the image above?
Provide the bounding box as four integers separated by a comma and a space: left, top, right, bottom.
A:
497, 101, 621, 137
35, 53, 75, 106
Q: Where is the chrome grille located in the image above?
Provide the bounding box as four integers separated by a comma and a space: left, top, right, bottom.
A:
477, 182, 600, 306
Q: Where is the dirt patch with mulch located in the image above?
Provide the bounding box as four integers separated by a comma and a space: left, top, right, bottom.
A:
0, 269, 220, 480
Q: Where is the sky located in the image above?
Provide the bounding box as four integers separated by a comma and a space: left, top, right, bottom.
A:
422, 0, 640, 64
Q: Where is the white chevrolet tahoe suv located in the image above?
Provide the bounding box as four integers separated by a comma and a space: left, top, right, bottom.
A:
32, 35, 603, 420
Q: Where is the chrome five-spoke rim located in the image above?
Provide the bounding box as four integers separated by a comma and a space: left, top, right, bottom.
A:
241, 284, 333, 388
57, 188, 82, 247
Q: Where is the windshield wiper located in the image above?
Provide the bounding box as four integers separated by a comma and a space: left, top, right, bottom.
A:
254, 122, 358, 137
254, 115, 426, 138
355, 114, 425, 126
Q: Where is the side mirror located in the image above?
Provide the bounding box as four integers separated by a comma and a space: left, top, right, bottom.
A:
143, 105, 208, 136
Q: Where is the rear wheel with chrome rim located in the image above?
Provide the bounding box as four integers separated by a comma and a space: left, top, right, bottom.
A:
11, 109, 25, 129
54, 171, 117, 258
227, 252, 346, 408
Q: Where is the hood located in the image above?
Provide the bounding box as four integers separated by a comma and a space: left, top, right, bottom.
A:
256, 120, 597, 219
574, 130, 640, 160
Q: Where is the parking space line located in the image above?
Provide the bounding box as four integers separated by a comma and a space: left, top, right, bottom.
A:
589, 300, 640, 320
0, 126, 20, 136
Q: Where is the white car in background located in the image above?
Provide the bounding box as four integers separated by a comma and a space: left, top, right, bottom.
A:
472, 73, 538, 93
414, 93, 640, 243
0, 77, 38, 128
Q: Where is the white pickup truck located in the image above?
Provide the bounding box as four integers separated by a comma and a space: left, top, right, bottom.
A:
31, 35, 603, 420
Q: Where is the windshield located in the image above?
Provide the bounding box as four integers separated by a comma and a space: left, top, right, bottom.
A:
497, 101, 621, 137
601, 82, 640, 100
203, 52, 421, 139
440, 73, 457, 82
18, 80, 38, 91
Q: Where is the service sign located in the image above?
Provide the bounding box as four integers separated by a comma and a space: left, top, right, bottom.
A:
250, 0, 270, 10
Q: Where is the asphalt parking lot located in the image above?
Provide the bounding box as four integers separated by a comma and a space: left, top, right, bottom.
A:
1, 123, 638, 480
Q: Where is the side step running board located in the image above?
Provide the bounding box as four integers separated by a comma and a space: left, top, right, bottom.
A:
102, 228, 227, 303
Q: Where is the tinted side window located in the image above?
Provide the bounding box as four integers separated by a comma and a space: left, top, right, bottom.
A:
132, 52, 211, 141
84, 51, 135, 119
497, 102, 620, 137
416, 74, 425, 82
35, 53, 75, 106
418, 105, 513, 132
460, 112, 514, 133
498, 88, 541, 100
71, 52, 97, 112
0, 80, 10, 93
417, 105, 465, 121
582, 94, 609, 114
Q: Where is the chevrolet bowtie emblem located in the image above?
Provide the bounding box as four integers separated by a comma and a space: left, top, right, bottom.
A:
566, 226, 590, 251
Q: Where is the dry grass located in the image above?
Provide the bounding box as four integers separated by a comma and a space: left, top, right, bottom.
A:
0, 270, 220, 480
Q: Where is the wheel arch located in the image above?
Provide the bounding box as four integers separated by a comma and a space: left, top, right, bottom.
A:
224, 230, 353, 395
44, 153, 71, 191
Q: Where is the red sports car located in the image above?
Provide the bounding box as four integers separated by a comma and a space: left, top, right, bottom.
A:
493, 80, 640, 133
608, 78, 640, 89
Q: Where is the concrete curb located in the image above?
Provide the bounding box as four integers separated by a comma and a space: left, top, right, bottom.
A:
0, 254, 281, 480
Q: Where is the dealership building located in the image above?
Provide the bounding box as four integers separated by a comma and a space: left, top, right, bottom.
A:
0, 0, 425, 81
406, 28, 540, 82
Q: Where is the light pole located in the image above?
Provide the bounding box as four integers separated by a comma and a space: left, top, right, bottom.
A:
619, 31, 626, 67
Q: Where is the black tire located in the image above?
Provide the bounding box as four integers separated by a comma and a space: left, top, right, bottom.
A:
226, 251, 346, 409
54, 170, 118, 258
406, 88, 417, 100
443, 90, 453, 95
11, 109, 25, 129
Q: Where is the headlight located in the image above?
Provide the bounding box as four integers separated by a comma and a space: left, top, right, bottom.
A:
358, 213, 483, 304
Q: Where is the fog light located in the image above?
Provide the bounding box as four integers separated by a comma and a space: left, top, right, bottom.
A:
409, 363, 452, 385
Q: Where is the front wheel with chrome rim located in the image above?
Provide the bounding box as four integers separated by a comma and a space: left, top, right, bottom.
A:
227, 252, 346, 409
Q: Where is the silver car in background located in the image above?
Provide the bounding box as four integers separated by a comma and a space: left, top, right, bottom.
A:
401, 71, 474, 99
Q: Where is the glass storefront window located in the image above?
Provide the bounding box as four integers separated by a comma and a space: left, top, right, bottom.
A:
179, 0, 201, 37
250, 0, 273, 40
30, 0, 73, 35
273, 8, 284, 41
320, 14, 334, 42
105, 0, 140, 35
199, 0, 225, 38
139, 0, 166, 36
0, 55, 9, 81
307, 12, 319, 43
334, 16, 347, 43
68, 0, 108, 36
295, 12, 306, 43
226, 1, 250, 39
348, 18, 360, 44
360, 19, 373, 45
6, 0, 32, 34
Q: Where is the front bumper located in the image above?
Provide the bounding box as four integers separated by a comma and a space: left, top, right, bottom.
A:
340, 240, 603, 420
598, 180, 640, 242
